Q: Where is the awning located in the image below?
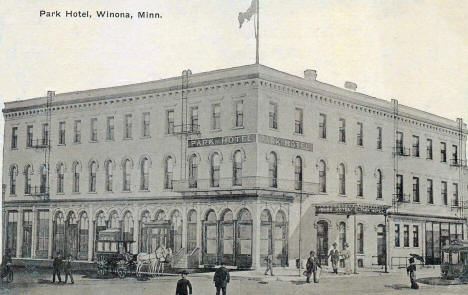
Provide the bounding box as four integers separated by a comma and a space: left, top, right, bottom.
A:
315, 201, 391, 215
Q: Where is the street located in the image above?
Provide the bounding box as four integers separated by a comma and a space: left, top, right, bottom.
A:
1, 267, 468, 295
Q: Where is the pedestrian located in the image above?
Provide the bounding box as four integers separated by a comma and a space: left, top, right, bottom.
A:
64, 256, 74, 284
52, 254, 63, 283
264, 254, 274, 276
305, 251, 321, 283
176, 270, 192, 295
406, 258, 419, 289
155, 244, 167, 275
328, 243, 340, 274
213, 262, 230, 295
342, 243, 352, 275
1, 248, 12, 279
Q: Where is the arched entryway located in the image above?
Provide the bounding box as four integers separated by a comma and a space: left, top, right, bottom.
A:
53, 211, 65, 257
260, 209, 273, 263
78, 212, 89, 260
139, 211, 151, 253
274, 211, 288, 266
220, 210, 234, 265
140, 210, 171, 254
186, 210, 197, 252
316, 220, 329, 266
236, 209, 252, 268
202, 210, 218, 265
170, 210, 183, 253
66, 211, 79, 259
94, 211, 107, 258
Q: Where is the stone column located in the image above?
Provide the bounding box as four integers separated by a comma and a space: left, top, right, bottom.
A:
196, 209, 202, 249
2, 209, 7, 256
16, 209, 23, 258
133, 221, 140, 254
31, 208, 38, 258
88, 219, 94, 262
252, 203, 261, 269
181, 209, 187, 252
47, 212, 53, 259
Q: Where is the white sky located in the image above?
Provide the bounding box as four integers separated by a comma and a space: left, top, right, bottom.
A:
0, 0, 468, 226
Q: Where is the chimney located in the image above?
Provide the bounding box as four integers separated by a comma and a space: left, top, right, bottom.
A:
304, 69, 317, 81
344, 81, 357, 91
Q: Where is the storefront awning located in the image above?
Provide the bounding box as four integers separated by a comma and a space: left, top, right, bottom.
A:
315, 201, 391, 215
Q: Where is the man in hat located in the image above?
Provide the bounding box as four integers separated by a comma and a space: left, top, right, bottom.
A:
175, 270, 192, 295
264, 254, 274, 276
52, 254, 63, 283
1, 248, 12, 279
213, 262, 230, 295
328, 243, 340, 274
342, 243, 351, 275
64, 255, 74, 284
305, 251, 321, 283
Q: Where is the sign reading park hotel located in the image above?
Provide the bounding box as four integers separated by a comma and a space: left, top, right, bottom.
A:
188, 134, 313, 152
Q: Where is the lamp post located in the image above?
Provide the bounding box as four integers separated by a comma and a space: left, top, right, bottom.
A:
298, 191, 302, 276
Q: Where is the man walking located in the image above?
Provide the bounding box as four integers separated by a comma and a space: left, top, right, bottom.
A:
264, 254, 274, 276
175, 270, 192, 295
213, 262, 230, 295
52, 254, 63, 283
305, 251, 321, 283
64, 256, 74, 284
328, 243, 340, 274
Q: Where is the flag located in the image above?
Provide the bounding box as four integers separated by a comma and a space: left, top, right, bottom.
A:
238, 0, 257, 28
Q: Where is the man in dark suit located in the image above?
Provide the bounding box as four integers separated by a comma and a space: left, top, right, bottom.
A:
52, 254, 63, 283
64, 256, 74, 284
213, 262, 230, 295
175, 270, 192, 295
305, 251, 321, 283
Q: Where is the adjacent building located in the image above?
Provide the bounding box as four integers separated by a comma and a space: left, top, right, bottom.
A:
2, 64, 467, 270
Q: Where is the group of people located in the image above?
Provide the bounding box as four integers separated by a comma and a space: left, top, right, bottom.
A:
52, 254, 74, 284
175, 262, 230, 295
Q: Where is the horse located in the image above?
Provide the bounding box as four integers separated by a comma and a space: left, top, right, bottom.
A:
136, 253, 158, 277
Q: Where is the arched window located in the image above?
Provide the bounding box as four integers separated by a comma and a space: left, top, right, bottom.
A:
319, 160, 326, 193
189, 154, 198, 188
210, 153, 220, 187
123, 159, 131, 191
123, 212, 134, 241
109, 211, 119, 229
268, 152, 277, 188
233, 151, 242, 186
89, 161, 97, 192
39, 164, 47, 194
54, 212, 65, 256
356, 166, 363, 197
357, 223, 364, 254
10, 165, 17, 195
105, 160, 113, 192
376, 169, 382, 199
140, 157, 149, 190
72, 162, 80, 193
57, 163, 64, 193
187, 210, 197, 251
78, 212, 89, 260
24, 165, 32, 194
171, 211, 183, 252
294, 156, 303, 190
164, 156, 174, 189
338, 163, 346, 195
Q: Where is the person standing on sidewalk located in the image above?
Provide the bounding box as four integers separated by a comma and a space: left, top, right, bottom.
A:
305, 251, 321, 283
52, 254, 63, 283
213, 262, 230, 295
342, 243, 352, 275
264, 254, 274, 276
406, 258, 419, 289
64, 256, 74, 284
328, 243, 340, 274
175, 270, 192, 295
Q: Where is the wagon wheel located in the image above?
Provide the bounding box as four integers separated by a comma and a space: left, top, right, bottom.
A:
7, 270, 13, 283
97, 267, 107, 278
117, 264, 127, 279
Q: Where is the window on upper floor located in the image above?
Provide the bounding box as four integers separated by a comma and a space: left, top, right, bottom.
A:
142, 112, 150, 137
403, 225, 409, 247
9, 166, 17, 195
26, 125, 33, 148
89, 161, 97, 192
441, 181, 448, 205
24, 165, 32, 194
338, 163, 346, 194
395, 224, 400, 247
269, 103, 278, 129
357, 223, 364, 254
319, 114, 326, 139
356, 166, 363, 197
105, 160, 113, 192
212, 104, 221, 130
72, 162, 80, 193
376, 169, 382, 199
235, 101, 243, 128
453, 183, 459, 207
41, 123, 49, 146
189, 154, 199, 188
356, 122, 363, 146
268, 152, 278, 188
210, 153, 220, 187
74, 120, 81, 143
124, 114, 132, 139
190, 107, 199, 132
395, 132, 403, 154
140, 157, 149, 191
452, 145, 458, 165
295, 108, 303, 134
90, 118, 98, 142
413, 177, 420, 202
59, 122, 66, 145
427, 179, 433, 204
376, 127, 382, 150
440, 142, 447, 162
319, 160, 326, 193
396, 174, 403, 202
123, 159, 131, 191
106, 116, 114, 140
167, 110, 175, 134
233, 151, 243, 186
294, 156, 303, 190
426, 139, 433, 159
11, 127, 18, 149
39, 164, 47, 194
164, 156, 174, 189
339, 119, 346, 143
57, 163, 64, 194
413, 225, 419, 247
412, 135, 419, 157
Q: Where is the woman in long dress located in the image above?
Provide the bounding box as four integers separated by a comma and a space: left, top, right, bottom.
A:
406, 258, 419, 289
342, 243, 352, 275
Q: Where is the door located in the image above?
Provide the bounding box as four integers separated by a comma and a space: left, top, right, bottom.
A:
220, 210, 234, 265
22, 225, 32, 258
236, 209, 252, 268
202, 220, 218, 265
377, 224, 386, 265
274, 211, 288, 266
66, 224, 79, 259
317, 221, 329, 266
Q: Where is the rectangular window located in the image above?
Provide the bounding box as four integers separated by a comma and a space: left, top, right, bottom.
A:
440, 142, 446, 162
235, 101, 243, 128
74, 120, 81, 143
124, 114, 132, 139
412, 135, 419, 157
11, 127, 18, 149
59, 122, 66, 145
413, 225, 419, 247
106, 116, 114, 140
426, 139, 433, 159
142, 112, 150, 137
167, 110, 175, 134
396, 131, 403, 155
413, 177, 420, 202
441, 181, 448, 205
6, 211, 18, 257
295, 108, 303, 134
26, 125, 33, 147
452, 145, 458, 165
339, 119, 346, 142
427, 179, 433, 204
41, 123, 49, 146
36, 211, 49, 258
404, 225, 409, 247
395, 224, 400, 247
319, 114, 326, 139
212, 104, 221, 130
269, 103, 278, 129
377, 127, 382, 150
453, 183, 459, 207
190, 107, 199, 132
356, 122, 363, 146
396, 174, 403, 201
90, 118, 98, 142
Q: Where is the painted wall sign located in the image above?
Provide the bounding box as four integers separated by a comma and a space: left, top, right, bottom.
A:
188, 134, 256, 148
258, 134, 313, 152
315, 204, 388, 215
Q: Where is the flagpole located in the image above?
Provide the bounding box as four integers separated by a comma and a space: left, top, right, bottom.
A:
256, 0, 259, 64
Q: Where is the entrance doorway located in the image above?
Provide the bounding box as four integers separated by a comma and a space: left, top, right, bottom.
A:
317, 220, 329, 266
377, 224, 386, 265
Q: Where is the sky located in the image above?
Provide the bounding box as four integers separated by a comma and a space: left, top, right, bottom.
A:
0, 0, 468, 240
